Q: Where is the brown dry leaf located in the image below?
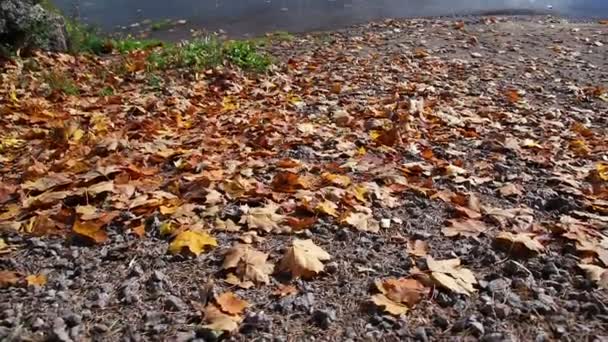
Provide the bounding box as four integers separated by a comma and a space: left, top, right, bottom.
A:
343, 210, 380, 233
495, 232, 545, 255
203, 304, 242, 332
222, 244, 274, 285
87, 180, 115, 195
407, 239, 429, 257
315, 200, 339, 217
22, 173, 72, 192
442, 219, 488, 238
215, 292, 249, 315
371, 294, 409, 315
271, 172, 308, 193
498, 183, 523, 197
277, 239, 331, 279
0, 271, 20, 288
168, 230, 217, 256
26, 274, 47, 287
224, 273, 254, 289
272, 284, 298, 298
322, 172, 351, 187
427, 257, 477, 295
578, 264, 608, 289
23, 190, 70, 208
375, 278, 427, 306
240, 202, 286, 233
72, 220, 108, 244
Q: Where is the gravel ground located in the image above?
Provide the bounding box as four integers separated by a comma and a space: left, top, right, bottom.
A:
1, 15, 608, 342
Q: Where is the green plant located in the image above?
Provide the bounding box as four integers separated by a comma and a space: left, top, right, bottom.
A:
44, 71, 79, 95
99, 86, 114, 96
147, 38, 223, 71
223, 40, 271, 72
147, 74, 164, 91
65, 21, 106, 54
112, 37, 162, 54
151, 19, 172, 31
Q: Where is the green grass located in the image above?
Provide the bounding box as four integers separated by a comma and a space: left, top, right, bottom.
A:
98, 86, 114, 96
111, 37, 162, 54
146, 38, 272, 72
44, 71, 80, 95
150, 19, 173, 31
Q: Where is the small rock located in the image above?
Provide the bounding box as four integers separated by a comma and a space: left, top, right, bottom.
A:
32, 317, 45, 330
414, 327, 429, 342
481, 333, 506, 342
63, 313, 81, 327
165, 295, 186, 311
93, 292, 110, 308
311, 309, 336, 329
144, 311, 164, 326
50, 318, 72, 342
469, 320, 485, 336
471, 52, 483, 58
241, 311, 272, 334
336, 228, 350, 241
293, 292, 315, 312
91, 323, 109, 334
486, 278, 511, 293
325, 262, 339, 274
380, 219, 391, 229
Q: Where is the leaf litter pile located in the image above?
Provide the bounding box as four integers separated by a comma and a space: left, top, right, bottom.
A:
1, 16, 608, 341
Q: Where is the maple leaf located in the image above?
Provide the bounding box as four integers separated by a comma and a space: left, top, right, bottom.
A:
168, 230, 217, 256
222, 244, 274, 285
342, 206, 380, 233
271, 172, 308, 193
494, 232, 545, 256
407, 239, 429, 257
202, 304, 242, 333
22, 173, 71, 192
498, 183, 523, 197
315, 200, 339, 217
278, 239, 331, 279
427, 257, 477, 295
442, 219, 487, 238
375, 278, 428, 306
240, 202, 286, 233
578, 264, 608, 289
26, 274, 47, 287
272, 284, 298, 297
0, 271, 20, 288
215, 292, 249, 315
371, 294, 409, 315
72, 220, 108, 244
322, 172, 351, 187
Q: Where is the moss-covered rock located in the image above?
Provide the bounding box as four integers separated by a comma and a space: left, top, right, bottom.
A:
0, 0, 67, 54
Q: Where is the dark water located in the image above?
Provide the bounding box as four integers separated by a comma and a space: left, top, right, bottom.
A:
53, 0, 608, 37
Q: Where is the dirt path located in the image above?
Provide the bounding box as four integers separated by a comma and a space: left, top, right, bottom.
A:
1, 16, 607, 342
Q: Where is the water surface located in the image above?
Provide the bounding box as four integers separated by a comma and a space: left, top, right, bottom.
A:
53, 0, 608, 37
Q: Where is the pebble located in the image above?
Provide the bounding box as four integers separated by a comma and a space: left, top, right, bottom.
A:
92, 323, 109, 334
471, 52, 483, 58
165, 295, 186, 311
50, 318, 72, 342
481, 333, 506, 342
380, 219, 391, 229
311, 309, 336, 329
414, 327, 429, 342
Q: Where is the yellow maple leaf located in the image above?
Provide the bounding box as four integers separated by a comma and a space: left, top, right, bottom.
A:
26, 274, 47, 287
315, 200, 339, 217
597, 163, 608, 181
168, 230, 217, 256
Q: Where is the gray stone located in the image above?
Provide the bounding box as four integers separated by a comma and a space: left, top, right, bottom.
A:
165, 295, 186, 311
312, 309, 336, 329
0, 0, 68, 52
414, 327, 429, 342
50, 317, 73, 342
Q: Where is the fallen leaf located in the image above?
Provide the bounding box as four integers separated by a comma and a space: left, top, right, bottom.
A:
240, 202, 286, 233
407, 240, 429, 257
271, 172, 308, 193
498, 183, 523, 197
203, 304, 242, 332
22, 173, 72, 192
495, 232, 545, 255
315, 200, 339, 217
72, 220, 108, 244
442, 219, 488, 238
278, 239, 331, 278
427, 257, 477, 295
168, 230, 217, 256
215, 292, 249, 315
578, 264, 608, 289
375, 278, 427, 306
222, 244, 274, 285
272, 284, 298, 297
371, 294, 409, 315
26, 274, 47, 287
343, 211, 380, 233
322, 172, 351, 187
0, 271, 20, 288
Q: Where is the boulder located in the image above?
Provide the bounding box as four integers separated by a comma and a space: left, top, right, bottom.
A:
0, 0, 68, 53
